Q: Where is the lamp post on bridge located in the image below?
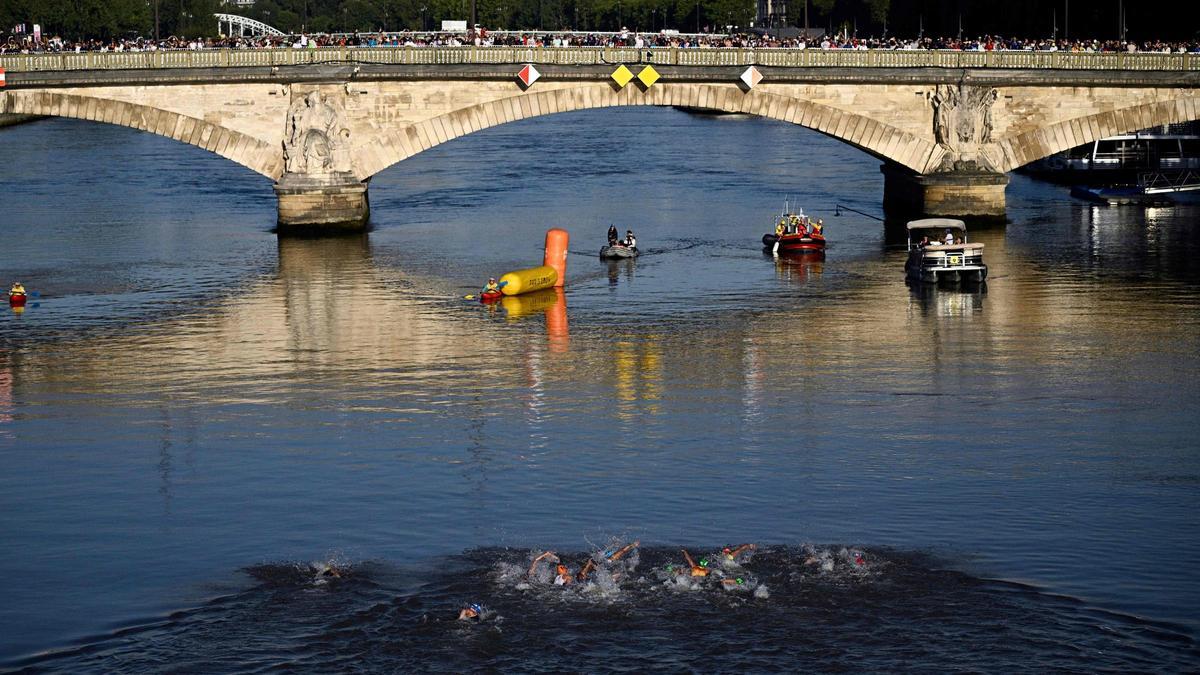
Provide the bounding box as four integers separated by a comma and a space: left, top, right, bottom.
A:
1117, 0, 1126, 42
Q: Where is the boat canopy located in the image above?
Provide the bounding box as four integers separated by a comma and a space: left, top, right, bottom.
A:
907, 218, 967, 231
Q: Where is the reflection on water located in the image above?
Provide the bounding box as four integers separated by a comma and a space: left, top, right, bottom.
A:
770, 254, 825, 284
605, 258, 636, 288
1, 112, 1199, 667
907, 283, 986, 318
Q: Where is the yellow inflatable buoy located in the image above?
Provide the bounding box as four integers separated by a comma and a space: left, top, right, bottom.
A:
499, 265, 558, 296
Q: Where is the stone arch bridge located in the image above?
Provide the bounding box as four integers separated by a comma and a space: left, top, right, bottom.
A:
2, 48, 1199, 231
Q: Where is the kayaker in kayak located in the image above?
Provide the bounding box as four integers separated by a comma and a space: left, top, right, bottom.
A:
481, 277, 501, 294
8, 282, 26, 297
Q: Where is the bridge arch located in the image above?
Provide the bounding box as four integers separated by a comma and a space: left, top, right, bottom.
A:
355, 83, 942, 181
995, 95, 1200, 172
214, 13, 286, 37
2, 90, 283, 179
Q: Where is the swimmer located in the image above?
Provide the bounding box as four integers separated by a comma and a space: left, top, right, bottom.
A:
314, 562, 344, 579
721, 543, 756, 563
528, 551, 561, 580
553, 563, 575, 585
853, 551, 866, 567
576, 559, 597, 582
602, 540, 639, 562
681, 549, 709, 577
529, 552, 576, 586
577, 540, 639, 583
457, 603, 484, 621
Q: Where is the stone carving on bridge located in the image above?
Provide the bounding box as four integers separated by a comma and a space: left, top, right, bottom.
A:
929, 83, 1000, 173
283, 89, 352, 177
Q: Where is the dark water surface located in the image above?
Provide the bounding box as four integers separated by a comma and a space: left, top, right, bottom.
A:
1, 111, 1198, 671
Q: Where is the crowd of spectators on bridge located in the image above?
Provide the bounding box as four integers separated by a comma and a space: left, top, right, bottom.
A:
5, 28, 1200, 56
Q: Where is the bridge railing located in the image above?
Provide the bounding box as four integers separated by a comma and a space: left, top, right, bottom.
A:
2, 47, 1197, 72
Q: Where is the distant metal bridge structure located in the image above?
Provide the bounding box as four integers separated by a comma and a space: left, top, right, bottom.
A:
214, 14, 285, 38
1139, 170, 1200, 194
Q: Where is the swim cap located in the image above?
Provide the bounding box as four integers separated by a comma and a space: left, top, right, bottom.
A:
469, 603, 482, 613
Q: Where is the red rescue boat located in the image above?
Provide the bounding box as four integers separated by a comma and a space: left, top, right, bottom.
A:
762, 231, 826, 254
762, 209, 826, 255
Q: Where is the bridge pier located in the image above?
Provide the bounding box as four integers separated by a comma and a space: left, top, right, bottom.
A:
274, 173, 370, 234
881, 164, 1009, 221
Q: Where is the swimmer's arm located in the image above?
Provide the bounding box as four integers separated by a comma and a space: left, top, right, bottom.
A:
528, 551, 559, 578
681, 549, 698, 570
729, 543, 756, 557
577, 559, 596, 580
606, 541, 640, 562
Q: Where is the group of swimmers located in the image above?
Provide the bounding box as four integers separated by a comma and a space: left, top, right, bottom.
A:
455, 542, 873, 621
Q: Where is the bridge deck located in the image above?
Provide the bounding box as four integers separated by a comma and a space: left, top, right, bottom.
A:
1, 47, 1198, 74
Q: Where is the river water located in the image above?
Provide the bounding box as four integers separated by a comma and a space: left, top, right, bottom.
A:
1, 110, 1198, 671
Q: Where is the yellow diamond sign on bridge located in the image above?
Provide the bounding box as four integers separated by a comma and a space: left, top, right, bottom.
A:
637, 66, 660, 88
610, 65, 634, 88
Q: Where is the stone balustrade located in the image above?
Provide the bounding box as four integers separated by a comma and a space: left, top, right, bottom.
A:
2, 47, 1198, 73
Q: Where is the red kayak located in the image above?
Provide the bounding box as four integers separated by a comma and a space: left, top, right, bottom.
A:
762, 231, 826, 254
7, 293, 26, 307
480, 290, 503, 304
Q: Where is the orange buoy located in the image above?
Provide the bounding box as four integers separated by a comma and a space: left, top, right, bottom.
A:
543, 228, 569, 288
